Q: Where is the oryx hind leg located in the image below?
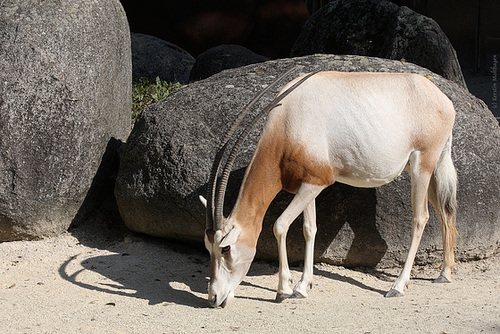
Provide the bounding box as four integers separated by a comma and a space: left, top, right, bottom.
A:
386, 151, 434, 298
292, 198, 317, 298
428, 179, 454, 284
274, 183, 325, 302
428, 140, 457, 283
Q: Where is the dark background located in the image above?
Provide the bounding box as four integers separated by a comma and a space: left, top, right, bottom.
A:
120, 0, 499, 72
119, 0, 309, 59
120, 0, 500, 118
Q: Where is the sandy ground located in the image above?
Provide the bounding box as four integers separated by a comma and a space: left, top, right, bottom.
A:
1, 226, 499, 334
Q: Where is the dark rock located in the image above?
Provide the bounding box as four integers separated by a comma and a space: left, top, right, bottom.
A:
0, 0, 131, 241
115, 54, 500, 267
189, 44, 269, 81
291, 0, 467, 89
70, 138, 126, 231
131, 33, 195, 84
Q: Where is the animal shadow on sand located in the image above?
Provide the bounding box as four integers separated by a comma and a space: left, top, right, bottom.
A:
64, 215, 431, 308
60, 227, 211, 308
60, 228, 394, 308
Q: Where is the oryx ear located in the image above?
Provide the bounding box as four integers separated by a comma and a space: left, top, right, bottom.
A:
199, 195, 207, 208
219, 225, 242, 248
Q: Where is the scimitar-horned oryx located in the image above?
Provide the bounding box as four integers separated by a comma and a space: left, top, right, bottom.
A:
201, 67, 457, 308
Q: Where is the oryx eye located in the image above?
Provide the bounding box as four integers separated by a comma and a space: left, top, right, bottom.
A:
221, 246, 231, 254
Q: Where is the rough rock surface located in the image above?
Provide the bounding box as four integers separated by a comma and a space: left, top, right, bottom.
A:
189, 44, 269, 81
291, 0, 467, 89
115, 54, 500, 267
131, 33, 194, 84
0, 0, 131, 241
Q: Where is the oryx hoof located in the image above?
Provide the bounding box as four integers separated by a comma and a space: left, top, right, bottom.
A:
433, 275, 451, 284
291, 290, 306, 299
275, 293, 292, 303
385, 288, 404, 298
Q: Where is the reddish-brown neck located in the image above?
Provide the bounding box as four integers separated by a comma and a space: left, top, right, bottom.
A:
230, 141, 283, 248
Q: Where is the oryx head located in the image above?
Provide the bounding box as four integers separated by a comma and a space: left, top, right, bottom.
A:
202, 67, 318, 308
203, 220, 256, 308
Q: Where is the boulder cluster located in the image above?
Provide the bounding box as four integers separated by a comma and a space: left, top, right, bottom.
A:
1, 0, 498, 267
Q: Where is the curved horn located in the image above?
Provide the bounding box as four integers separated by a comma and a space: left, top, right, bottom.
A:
213, 71, 320, 229
206, 66, 303, 230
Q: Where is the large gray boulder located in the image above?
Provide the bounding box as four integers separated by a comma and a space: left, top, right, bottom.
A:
115, 54, 500, 267
131, 33, 195, 84
0, 0, 131, 241
291, 0, 467, 89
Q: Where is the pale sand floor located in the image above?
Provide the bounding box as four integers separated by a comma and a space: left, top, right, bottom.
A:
1, 229, 498, 334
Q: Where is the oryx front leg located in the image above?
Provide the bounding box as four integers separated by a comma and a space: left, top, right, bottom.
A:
292, 199, 317, 298
273, 183, 325, 302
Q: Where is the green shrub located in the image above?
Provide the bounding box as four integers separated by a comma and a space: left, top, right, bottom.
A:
132, 77, 183, 124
